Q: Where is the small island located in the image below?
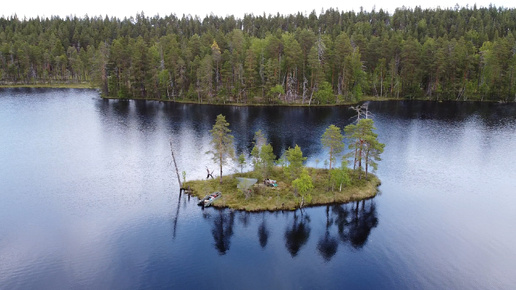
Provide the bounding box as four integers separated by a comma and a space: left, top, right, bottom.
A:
185, 168, 381, 211
181, 109, 384, 211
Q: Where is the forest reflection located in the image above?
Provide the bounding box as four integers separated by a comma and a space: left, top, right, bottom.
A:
96, 99, 353, 159
202, 199, 378, 259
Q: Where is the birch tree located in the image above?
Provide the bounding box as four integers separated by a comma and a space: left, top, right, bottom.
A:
321, 124, 344, 170
284, 145, 307, 180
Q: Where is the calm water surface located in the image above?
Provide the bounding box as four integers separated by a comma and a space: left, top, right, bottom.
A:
1, 89, 515, 289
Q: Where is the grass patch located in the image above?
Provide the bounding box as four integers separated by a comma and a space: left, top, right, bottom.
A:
184, 167, 380, 212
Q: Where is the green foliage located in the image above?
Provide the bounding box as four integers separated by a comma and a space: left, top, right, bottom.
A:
259, 144, 276, 177
2, 8, 516, 102
251, 146, 261, 171
269, 85, 284, 103
250, 129, 276, 178
321, 124, 344, 170
314, 81, 333, 104
277, 152, 287, 168
253, 129, 267, 148
237, 153, 246, 173
292, 168, 314, 196
207, 114, 235, 183
284, 145, 307, 180
184, 166, 380, 211
344, 118, 384, 179
330, 160, 351, 192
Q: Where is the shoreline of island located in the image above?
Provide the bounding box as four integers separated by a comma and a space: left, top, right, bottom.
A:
183, 167, 381, 212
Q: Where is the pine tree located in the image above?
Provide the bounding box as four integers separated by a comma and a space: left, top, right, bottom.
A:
344, 118, 384, 179
207, 114, 235, 184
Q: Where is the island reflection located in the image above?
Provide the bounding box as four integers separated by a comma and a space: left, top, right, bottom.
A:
201, 199, 378, 259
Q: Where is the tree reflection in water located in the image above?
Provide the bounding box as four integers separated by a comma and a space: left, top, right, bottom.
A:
211, 210, 235, 255
172, 192, 191, 240
171, 192, 182, 239
331, 200, 378, 250
349, 201, 378, 249
258, 213, 269, 249
201, 200, 377, 257
284, 212, 311, 257
317, 206, 338, 261
239, 211, 251, 228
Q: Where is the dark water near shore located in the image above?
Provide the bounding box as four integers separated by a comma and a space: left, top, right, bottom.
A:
1, 89, 516, 289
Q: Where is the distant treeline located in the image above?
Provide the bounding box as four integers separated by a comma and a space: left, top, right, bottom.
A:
1, 5, 516, 103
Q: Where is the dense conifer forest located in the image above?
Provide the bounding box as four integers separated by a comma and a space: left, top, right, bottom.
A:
1, 5, 516, 103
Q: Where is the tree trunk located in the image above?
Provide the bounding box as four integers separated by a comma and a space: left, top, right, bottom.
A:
365, 149, 369, 178
380, 72, 383, 97
329, 147, 333, 170
219, 152, 223, 184
169, 140, 182, 189
357, 140, 363, 179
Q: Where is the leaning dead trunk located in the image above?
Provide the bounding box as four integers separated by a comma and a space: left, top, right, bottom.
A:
169, 140, 182, 189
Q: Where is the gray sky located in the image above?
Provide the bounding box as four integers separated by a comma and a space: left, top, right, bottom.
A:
3, 1, 514, 19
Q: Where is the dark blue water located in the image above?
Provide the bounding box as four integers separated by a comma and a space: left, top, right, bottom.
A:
1, 89, 515, 289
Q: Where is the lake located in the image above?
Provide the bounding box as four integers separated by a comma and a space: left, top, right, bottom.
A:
1, 89, 515, 289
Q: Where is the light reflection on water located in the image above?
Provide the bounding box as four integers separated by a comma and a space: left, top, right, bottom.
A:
1, 89, 516, 289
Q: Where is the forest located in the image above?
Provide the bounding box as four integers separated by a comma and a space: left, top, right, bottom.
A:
1, 5, 516, 103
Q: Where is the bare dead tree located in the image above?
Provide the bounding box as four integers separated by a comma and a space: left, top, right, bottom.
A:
302, 76, 308, 104
349, 102, 372, 122
169, 140, 183, 189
